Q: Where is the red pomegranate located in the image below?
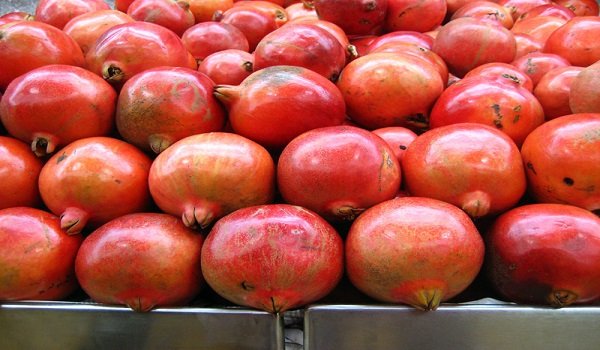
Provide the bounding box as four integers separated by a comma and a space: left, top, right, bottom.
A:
35, 0, 110, 30
554, 0, 599, 16
197, 49, 254, 86
148, 132, 276, 229
85, 21, 195, 89
569, 61, 600, 114
385, 0, 447, 33
116, 67, 226, 154
38, 137, 152, 234
429, 76, 544, 147
201, 204, 344, 313
277, 125, 401, 222
0, 64, 116, 157
543, 16, 600, 67
285, 2, 318, 21
254, 23, 346, 81
311, 0, 388, 35
371, 126, 418, 163
432, 17, 517, 77
214, 66, 346, 150
0, 21, 85, 90
511, 15, 567, 44
534, 65, 583, 119
187, 0, 233, 22
451, 1, 514, 29
463, 62, 534, 92
126, 0, 195, 36
181, 22, 250, 62
366, 31, 434, 51
496, 0, 552, 21
0, 207, 83, 301
520, 113, 600, 213
511, 51, 571, 87
402, 123, 526, 218
0, 136, 43, 209
337, 52, 444, 131
63, 10, 134, 55
486, 203, 600, 306
346, 197, 485, 310
516, 4, 575, 23
75, 213, 204, 312
514, 32, 544, 59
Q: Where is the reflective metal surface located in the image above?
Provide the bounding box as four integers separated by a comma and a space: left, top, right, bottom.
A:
305, 298, 600, 350
0, 301, 284, 350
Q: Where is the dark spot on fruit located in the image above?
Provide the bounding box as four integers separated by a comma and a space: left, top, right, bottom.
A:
508, 263, 516, 271
526, 161, 537, 175
115, 179, 122, 184
501, 73, 521, 85
365, 1, 377, 10
399, 145, 407, 150
0, 31, 4, 40
405, 113, 429, 128
241, 281, 254, 291
56, 152, 68, 164
493, 119, 503, 129
491, 103, 503, 128
329, 71, 340, 82
526, 58, 536, 74
563, 177, 574, 186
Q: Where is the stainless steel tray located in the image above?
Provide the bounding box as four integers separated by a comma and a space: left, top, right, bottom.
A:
0, 301, 284, 350
304, 298, 600, 350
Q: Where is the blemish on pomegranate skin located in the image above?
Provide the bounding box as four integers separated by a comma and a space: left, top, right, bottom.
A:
563, 177, 574, 186
240, 281, 254, 291
526, 161, 537, 175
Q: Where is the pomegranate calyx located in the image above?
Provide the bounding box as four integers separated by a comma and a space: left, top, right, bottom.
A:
213, 85, 240, 108
127, 297, 156, 312
461, 190, 492, 218
336, 205, 366, 221
102, 63, 125, 84
548, 290, 578, 308
60, 207, 90, 235
347, 44, 359, 60
31, 134, 59, 157
413, 288, 443, 311
148, 134, 173, 154
182, 205, 217, 229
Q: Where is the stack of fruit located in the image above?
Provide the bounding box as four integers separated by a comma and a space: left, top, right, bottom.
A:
0, 0, 599, 315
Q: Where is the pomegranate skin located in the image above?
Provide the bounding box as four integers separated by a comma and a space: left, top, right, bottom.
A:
346, 197, 485, 310
486, 203, 600, 307
402, 123, 526, 218
0, 207, 83, 301
277, 125, 401, 222
201, 204, 344, 313
312, 0, 388, 36
520, 113, 600, 213
38, 137, 153, 235
75, 213, 204, 312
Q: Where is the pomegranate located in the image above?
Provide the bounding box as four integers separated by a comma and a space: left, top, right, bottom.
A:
311, 0, 388, 36
127, 0, 195, 36
0, 64, 116, 157
197, 49, 254, 86
277, 125, 401, 222
0, 136, 43, 209
510, 15, 567, 44
253, 23, 346, 81
516, 3, 575, 23
543, 16, 600, 67
511, 51, 571, 87
346, 197, 485, 310
534, 66, 583, 119
432, 17, 517, 77
149, 132, 276, 229
385, 0, 447, 33
187, 0, 234, 22
75, 213, 204, 312
514, 32, 544, 59
38, 137, 152, 234
181, 22, 250, 63
214, 66, 346, 150
63, 10, 134, 55
201, 204, 344, 313
0, 21, 85, 91
486, 203, 600, 306
85, 21, 195, 89
554, 0, 599, 16
497, 0, 552, 21
116, 67, 226, 154
402, 123, 526, 218
429, 76, 544, 147
520, 113, 600, 213
371, 126, 418, 163
569, 60, 600, 113
463, 62, 534, 92
0, 207, 83, 301
285, 2, 318, 20
366, 31, 434, 51
35, 0, 110, 30
451, 1, 514, 29
337, 52, 444, 131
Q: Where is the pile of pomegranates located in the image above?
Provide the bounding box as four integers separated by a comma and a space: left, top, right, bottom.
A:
1, 0, 599, 315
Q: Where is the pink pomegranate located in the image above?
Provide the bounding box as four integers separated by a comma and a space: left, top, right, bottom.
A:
346, 197, 485, 310
75, 213, 204, 312
311, 0, 388, 35
201, 204, 344, 313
